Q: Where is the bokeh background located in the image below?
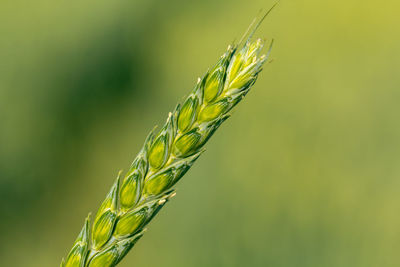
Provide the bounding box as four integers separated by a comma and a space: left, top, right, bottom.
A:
1, 0, 400, 266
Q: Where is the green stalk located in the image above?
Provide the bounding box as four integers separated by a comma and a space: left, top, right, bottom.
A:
61, 16, 273, 267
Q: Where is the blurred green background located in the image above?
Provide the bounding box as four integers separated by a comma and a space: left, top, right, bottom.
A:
1, 0, 400, 266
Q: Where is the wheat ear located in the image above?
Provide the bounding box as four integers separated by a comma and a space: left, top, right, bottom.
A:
61, 20, 272, 267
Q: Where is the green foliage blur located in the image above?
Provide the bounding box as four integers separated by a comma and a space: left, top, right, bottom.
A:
1, 0, 399, 266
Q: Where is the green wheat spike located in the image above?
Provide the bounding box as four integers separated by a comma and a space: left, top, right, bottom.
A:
62, 13, 274, 267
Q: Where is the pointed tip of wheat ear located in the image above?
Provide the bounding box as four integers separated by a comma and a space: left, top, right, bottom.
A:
239, 3, 278, 46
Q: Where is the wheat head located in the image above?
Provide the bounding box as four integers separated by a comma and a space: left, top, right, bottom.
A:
61, 16, 273, 267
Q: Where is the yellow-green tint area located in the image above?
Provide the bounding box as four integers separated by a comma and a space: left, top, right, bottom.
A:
114, 208, 147, 238
97, 179, 119, 216
97, 198, 113, 217
2, 0, 400, 267
198, 100, 229, 123
204, 70, 223, 103
174, 131, 201, 156
148, 135, 169, 170
91, 210, 117, 250
120, 173, 140, 210
144, 171, 174, 196
228, 71, 254, 91
178, 97, 197, 133
64, 245, 85, 267
226, 53, 244, 86
243, 39, 262, 65
88, 247, 118, 267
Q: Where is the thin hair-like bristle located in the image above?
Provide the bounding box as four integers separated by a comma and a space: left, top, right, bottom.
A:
239, 3, 278, 46
265, 38, 275, 61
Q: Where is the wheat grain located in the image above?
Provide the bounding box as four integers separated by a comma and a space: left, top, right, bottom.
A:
61, 16, 273, 267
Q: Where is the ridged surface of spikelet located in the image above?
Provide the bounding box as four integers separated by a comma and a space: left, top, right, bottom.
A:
61, 31, 271, 267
